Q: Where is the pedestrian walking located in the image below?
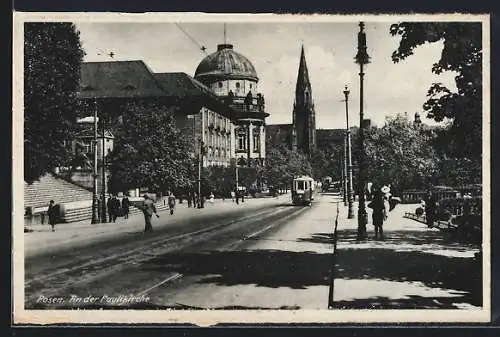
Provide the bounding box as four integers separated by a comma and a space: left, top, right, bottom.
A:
368, 189, 387, 240
425, 189, 437, 228
231, 190, 235, 202
209, 192, 215, 204
107, 194, 120, 223
47, 200, 58, 232
168, 190, 176, 215
142, 194, 159, 233
121, 194, 130, 219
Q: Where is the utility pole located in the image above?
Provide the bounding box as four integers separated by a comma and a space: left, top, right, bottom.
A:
344, 85, 354, 219
91, 99, 99, 224
355, 21, 370, 240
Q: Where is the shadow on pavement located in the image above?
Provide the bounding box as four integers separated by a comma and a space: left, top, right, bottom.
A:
140, 249, 333, 289
137, 225, 482, 309
298, 228, 482, 309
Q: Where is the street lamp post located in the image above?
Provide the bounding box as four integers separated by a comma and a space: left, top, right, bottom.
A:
198, 138, 205, 209
235, 164, 239, 195
355, 21, 370, 240
100, 109, 107, 223
344, 85, 354, 219
91, 99, 99, 224
343, 136, 347, 206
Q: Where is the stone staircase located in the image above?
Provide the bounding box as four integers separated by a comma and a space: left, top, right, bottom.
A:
24, 173, 94, 210
24, 173, 186, 225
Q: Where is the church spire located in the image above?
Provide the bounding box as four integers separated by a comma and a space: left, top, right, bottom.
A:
295, 44, 311, 95
292, 44, 316, 156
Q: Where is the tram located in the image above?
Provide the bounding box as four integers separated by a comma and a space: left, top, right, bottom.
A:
291, 176, 315, 206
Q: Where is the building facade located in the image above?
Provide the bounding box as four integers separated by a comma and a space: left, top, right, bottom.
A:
194, 43, 269, 167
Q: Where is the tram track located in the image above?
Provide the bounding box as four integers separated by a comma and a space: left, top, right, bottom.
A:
25, 205, 305, 307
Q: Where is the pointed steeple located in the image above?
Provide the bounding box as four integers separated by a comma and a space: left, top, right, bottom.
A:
292, 44, 316, 157
295, 45, 311, 94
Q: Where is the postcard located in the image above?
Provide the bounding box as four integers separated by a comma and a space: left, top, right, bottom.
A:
13, 12, 491, 325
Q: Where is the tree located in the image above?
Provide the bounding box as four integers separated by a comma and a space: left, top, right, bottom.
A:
390, 22, 482, 161
108, 101, 193, 193
364, 114, 440, 193
24, 23, 85, 184
262, 144, 312, 190
310, 143, 344, 182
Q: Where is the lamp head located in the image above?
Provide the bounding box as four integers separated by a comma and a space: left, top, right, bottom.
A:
355, 21, 370, 65
343, 85, 350, 97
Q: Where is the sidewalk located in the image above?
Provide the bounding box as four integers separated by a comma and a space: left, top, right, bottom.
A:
23, 194, 291, 258
156, 192, 482, 309
331, 197, 482, 309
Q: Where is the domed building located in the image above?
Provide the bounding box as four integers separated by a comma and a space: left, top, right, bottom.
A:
195, 43, 269, 167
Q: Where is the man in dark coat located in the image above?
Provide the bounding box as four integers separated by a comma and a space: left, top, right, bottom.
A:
425, 190, 437, 228
121, 194, 130, 219
107, 195, 120, 223
47, 200, 58, 232
168, 191, 176, 215
142, 194, 159, 233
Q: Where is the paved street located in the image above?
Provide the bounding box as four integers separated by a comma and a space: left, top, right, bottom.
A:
24, 193, 482, 310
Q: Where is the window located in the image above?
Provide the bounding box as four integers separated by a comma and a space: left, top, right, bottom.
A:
236, 82, 241, 89
297, 181, 305, 190
250, 84, 253, 89
218, 82, 223, 88
237, 132, 246, 151
253, 131, 260, 153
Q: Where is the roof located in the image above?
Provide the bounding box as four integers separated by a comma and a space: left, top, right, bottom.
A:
78, 61, 165, 99
316, 129, 345, 141
195, 44, 258, 82
153, 72, 218, 100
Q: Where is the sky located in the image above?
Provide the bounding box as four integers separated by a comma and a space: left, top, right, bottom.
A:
75, 19, 457, 129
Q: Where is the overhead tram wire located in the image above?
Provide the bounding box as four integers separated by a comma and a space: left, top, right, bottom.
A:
174, 23, 208, 55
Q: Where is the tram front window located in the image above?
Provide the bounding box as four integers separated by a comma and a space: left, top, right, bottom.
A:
297, 181, 305, 190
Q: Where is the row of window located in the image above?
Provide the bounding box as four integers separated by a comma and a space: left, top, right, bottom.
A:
205, 131, 231, 150
236, 133, 261, 153
206, 109, 231, 132
217, 81, 253, 90
206, 147, 230, 159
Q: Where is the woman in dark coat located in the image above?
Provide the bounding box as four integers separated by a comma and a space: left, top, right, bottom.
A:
369, 190, 387, 240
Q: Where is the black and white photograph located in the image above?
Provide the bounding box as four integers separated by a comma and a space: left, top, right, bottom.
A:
13, 13, 490, 324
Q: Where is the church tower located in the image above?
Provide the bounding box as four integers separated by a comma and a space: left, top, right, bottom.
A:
292, 45, 316, 156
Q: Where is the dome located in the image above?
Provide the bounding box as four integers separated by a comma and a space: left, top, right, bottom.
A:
195, 44, 258, 83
